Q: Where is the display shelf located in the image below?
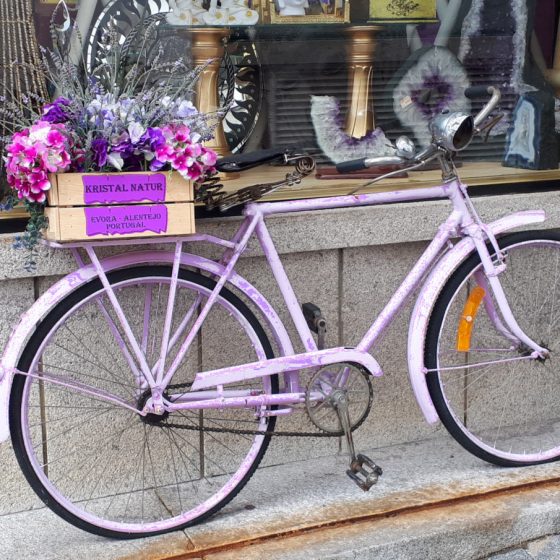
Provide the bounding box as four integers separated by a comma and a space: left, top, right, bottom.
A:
209, 162, 560, 205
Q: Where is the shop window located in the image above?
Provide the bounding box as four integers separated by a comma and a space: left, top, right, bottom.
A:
2, 0, 560, 221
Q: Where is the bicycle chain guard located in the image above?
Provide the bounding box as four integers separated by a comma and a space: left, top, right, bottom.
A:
196, 154, 316, 212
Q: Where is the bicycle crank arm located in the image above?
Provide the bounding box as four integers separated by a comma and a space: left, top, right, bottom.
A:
331, 389, 383, 491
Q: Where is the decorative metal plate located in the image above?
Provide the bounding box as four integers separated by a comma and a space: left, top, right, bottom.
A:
85, 0, 263, 153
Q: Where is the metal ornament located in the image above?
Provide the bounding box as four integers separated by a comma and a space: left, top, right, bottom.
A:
305, 363, 373, 434
86, 0, 263, 154
199, 154, 316, 211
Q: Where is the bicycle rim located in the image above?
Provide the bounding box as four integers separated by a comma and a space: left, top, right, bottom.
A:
10, 267, 277, 537
426, 231, 560, 466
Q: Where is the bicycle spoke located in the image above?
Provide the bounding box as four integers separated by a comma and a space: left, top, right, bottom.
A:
14, 269, 276, 534
429, 236, 560, 464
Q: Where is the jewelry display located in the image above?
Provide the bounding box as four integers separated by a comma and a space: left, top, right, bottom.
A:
344, 26, 382, 138
188, 27, 232, 156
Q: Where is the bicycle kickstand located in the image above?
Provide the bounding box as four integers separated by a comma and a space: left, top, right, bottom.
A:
331, 391, 383, 492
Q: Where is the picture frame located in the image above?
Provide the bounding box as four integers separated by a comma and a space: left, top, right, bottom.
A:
267, 0, 350, 24
369, 0, 436, 23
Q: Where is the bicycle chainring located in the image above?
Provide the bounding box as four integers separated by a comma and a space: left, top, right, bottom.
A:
305, 363, 373, 434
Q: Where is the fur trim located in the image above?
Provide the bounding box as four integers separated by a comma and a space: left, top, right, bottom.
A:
393, 47, 470, 147
310, 96, 395, 164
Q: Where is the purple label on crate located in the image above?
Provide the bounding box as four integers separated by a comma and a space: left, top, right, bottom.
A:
84, 205, 168, 236
82, 173, 167, 204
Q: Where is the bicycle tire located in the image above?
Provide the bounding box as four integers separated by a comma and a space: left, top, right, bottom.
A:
10, 266, 278, 538
425, 230, 560, 466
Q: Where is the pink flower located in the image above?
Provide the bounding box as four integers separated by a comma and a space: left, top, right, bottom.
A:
152, 123, 217, 182
5, 122, 77, 204
200, 148, 217, 167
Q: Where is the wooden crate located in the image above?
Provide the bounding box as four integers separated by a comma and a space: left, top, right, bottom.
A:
45, 171, 195, 242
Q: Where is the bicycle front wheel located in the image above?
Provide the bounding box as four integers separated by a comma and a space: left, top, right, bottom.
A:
10, 266, 278, 537
425, 231, 560, 466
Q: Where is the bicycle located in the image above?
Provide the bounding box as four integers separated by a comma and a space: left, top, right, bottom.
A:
1, 86, 558, 538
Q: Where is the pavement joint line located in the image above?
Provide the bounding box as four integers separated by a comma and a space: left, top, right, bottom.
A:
157, 476, 560, 560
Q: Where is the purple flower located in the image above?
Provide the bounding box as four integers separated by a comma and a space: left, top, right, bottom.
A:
149, 158, 166, 171
42, 97, 72, 124
142, 127, 166, 151
91, 138, 108, 168
176, 100, 197, 119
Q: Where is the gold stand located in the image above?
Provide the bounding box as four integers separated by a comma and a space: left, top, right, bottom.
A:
344, 25, 382, 138
189, 27, 231, 156
550, 17, 560, 95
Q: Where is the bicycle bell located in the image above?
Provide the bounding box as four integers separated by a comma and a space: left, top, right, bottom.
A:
430, 111, 474, 151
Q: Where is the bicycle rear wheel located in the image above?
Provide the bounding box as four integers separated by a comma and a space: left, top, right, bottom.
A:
10, 266, 278, 537
425, 231, 560, 466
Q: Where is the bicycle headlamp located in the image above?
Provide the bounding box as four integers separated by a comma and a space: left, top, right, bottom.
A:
431, 111, 474, 151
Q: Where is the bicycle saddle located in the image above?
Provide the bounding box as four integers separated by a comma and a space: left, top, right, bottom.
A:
215, 147, 295, 173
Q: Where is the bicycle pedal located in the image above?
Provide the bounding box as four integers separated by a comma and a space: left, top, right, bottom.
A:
346, 454, 383, 492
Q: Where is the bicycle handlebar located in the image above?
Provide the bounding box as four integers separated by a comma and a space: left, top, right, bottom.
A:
336, 155, 405, 174
335, 86, 501, 175
467, 85, 501, 127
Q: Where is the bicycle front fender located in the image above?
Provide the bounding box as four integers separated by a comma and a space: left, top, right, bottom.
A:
407, 210, 546, 425
0, 250, 293, 443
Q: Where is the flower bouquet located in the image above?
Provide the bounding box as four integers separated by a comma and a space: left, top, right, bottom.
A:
0, 4, 220, 268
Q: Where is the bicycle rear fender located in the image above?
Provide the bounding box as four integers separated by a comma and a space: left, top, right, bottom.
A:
408, 210, 546, 425
0, 251, 293, 443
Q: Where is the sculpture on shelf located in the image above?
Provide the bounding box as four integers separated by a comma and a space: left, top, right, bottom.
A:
391, 0, 471, 147
205, 0, 260, 25
459, 0, 559, 169
276, 0, 309, 16
166, 0, 260, 25
310, 96, 395, 164
459, 0, 541, 132
166, 0, 207, 25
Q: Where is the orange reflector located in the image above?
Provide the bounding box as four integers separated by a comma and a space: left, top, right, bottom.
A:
456, 286, 486, 352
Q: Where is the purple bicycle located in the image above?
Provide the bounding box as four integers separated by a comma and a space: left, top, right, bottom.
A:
1, 86, 559, 537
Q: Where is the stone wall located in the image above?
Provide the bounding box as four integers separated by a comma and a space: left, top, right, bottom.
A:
1, 189, 559, 516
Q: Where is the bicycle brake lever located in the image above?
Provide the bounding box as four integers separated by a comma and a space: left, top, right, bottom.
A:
478, 113, 504, 143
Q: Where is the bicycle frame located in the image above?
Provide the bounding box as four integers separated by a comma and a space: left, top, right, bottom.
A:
0, 178, 548, 442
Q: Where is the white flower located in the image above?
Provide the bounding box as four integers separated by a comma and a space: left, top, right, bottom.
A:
128, 122, 145, 143
176, 99, 197, 118
107, 152, 124, 171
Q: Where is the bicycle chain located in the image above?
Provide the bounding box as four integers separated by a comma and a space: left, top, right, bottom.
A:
160, 381, 358, 438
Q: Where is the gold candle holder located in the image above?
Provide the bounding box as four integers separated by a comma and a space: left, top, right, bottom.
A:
344, 25, 382, 138
189, 27, 231, 156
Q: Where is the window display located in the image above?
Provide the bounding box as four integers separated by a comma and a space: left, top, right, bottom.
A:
1, 0, 560, 216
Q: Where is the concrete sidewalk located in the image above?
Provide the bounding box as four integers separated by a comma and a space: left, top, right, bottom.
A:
2, 435, 560, 560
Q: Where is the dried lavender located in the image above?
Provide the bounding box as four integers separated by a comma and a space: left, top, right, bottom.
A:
0, 0, 221, 270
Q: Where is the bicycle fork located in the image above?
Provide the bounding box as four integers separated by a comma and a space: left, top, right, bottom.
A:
454, 183, 548, 359
466, 224, 549, 360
